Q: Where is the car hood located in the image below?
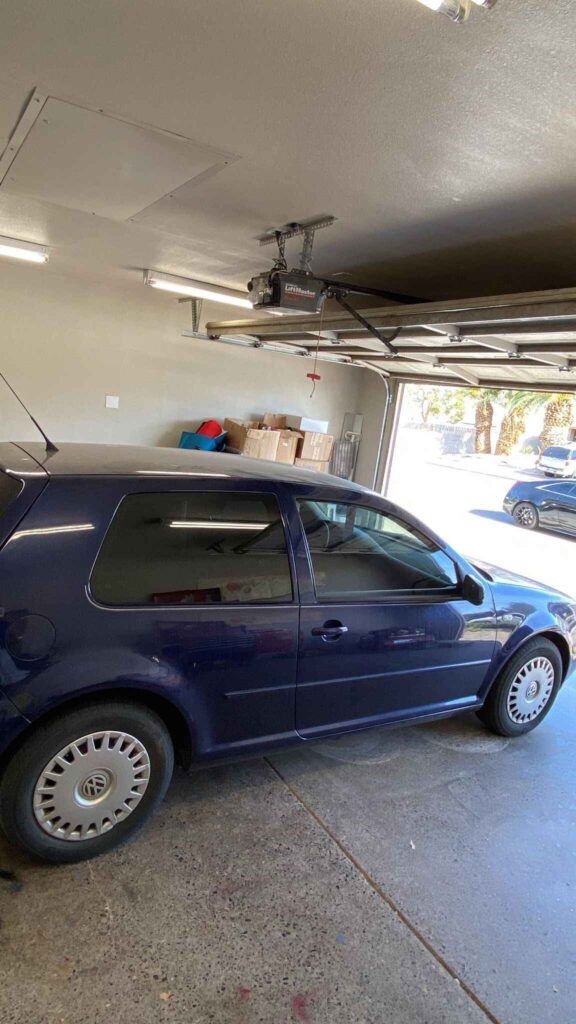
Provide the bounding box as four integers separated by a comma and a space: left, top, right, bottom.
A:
468, 557, 576, 602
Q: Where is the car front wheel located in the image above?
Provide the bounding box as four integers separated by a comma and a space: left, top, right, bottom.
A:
512, 501, 538, 529
477, 638, 562, 737
0, 701, 174, 863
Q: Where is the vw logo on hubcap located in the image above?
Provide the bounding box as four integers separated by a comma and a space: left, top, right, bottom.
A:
525, 681, 538, 700
81, 771, 110, 800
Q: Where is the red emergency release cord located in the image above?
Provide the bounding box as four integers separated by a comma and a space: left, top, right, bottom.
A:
307, 298, 325, 397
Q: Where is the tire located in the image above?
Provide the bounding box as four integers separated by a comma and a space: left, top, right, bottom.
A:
0, 701, 174, 864
477, 638, 562, 737
512, 501, 539, 530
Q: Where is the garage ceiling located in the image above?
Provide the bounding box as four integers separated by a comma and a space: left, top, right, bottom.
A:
0, 1, 575, 297
206, 288, 576, 393
0, 97, 235, 221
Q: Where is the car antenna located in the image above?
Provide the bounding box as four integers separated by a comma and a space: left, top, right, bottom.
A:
0, 370, 58, 453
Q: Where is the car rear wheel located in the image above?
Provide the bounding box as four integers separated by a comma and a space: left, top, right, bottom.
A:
0, 702, 174, 863
513, 501, 538, 529
477, 638, 562, 737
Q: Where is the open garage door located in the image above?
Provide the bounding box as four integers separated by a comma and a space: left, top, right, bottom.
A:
206, 287, 576, 394
206, 286, 576, 488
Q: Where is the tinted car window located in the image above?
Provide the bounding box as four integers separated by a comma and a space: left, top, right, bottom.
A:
91, 491, 292, 606
0, 472, 23, 518
542, 483, 575, 497
298, 499, 459, 601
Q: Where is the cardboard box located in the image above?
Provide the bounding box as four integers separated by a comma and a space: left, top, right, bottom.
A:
223, 418, 259, 451
295, 458, 330, 473
285, 415, 329, 434
262, 412, 287, 429
297, 431, 334, 462
242, 428, 299, 464
274, 431, 300, 464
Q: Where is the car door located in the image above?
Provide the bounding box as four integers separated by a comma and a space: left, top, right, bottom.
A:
290, 491, 497, 739
555, 483, 576, 535
537, 483, 572, 529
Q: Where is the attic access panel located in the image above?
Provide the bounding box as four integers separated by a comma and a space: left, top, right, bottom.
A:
0, 95, 236, 221
205, 288, 576, 394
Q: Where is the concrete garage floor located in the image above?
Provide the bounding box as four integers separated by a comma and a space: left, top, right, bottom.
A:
1, 673, 575, 1024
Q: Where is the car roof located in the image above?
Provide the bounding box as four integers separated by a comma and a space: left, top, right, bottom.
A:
1, 441, 367, 493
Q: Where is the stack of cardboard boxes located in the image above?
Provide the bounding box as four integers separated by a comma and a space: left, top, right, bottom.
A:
223, 414, 334, 472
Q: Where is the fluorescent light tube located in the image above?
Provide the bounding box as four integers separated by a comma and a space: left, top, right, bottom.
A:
415, 0, 469, 21
0, 235, 49, 264
144, 270, 253, 309
169, 520, 267, 530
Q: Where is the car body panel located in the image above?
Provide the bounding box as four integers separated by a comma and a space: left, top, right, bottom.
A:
0, 686, 30, 758
468, 558, 576, 687
0, 443, 574, 767
0, 442, 49, 546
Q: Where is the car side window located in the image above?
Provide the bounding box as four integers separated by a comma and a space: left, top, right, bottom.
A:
543, 484, 573, 497
90, 491, 293, 606
297, 499, 459, 602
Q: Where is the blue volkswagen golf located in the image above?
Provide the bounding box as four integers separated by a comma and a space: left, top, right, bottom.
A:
0, 442, 574, 863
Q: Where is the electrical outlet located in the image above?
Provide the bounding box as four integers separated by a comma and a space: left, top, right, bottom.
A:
105, 395, 119, 409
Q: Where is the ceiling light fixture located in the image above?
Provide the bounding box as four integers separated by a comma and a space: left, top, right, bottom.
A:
144, 270, 253, 310
0, 235, 49, 264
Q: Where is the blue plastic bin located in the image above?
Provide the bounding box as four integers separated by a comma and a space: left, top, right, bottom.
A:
178, 430, 227, 452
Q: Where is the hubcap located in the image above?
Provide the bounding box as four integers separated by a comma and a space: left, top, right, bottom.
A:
514, 503, 535, 527
33, 731, 151, 841
506, 657, 555, 724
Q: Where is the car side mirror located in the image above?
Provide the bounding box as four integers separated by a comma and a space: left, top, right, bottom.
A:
461, 573, 485, 606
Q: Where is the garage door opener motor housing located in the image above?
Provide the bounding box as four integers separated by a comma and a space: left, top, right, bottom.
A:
247, 216, 335, 315
248, 268, 326, 315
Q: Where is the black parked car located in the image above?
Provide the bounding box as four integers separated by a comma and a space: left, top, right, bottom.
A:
503, 479, 576, 536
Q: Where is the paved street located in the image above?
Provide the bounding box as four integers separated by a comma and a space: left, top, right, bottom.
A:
387, 454, 576, 599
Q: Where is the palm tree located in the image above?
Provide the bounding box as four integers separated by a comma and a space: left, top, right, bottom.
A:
539, 393, 574, 449
495, 391, 534, 456
465, 389, 502, 453
494, 390, 574, 455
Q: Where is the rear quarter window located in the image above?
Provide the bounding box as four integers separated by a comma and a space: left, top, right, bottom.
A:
90, 490, 293, 607
0, 472, 23, 517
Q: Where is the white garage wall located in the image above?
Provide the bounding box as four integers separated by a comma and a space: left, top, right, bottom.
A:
353, 369, 387, 490
0, 263, 374, 466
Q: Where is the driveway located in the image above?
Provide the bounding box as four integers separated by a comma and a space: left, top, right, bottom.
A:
387, 454, 576, 599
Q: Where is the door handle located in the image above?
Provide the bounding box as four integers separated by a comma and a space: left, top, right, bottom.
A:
311, 622, 349, 641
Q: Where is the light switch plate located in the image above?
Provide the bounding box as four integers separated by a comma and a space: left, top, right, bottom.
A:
105, 395, 119, 409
